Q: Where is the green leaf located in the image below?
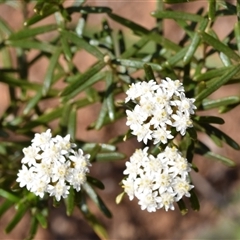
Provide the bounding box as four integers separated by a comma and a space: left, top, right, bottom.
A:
208, 0, 216, 21
151, 10, 205, 22
202, 96, 240, 110
88, 144, 102, 162
78, 193, 108, 240
81, 143, 116, 153
0, 189, 20, 203
177, 199, 188, 215
199, 31, 240, 61
35, 210, 48, 229
193, 115, 225, 124
24, 7, 58, 26
61, 62, 105, 98
107, 13, 148, 34
5, 39, 57, 53
5, 202, 29, 233
61, 30, 104, 60
105, 71, 115, 122
96, 152, 126, 162
189, 189, 200, 211
144, 64, 155, 81
65, 187, 75, 216
23, 91, 42, 115
205, 151, 236, 167
8, 24, 58, 40
87, 176, 105, 190
183, 19, 208, 65
61, 34, 72, 61
68, 106, 77, 141
78, 6, 112, 14
0, 200, 13, 218
42, 47, 62, 96
114, 58, 162, 71
163, 0, 195, 3
193, 66, 234, 81
83, 183, 112, 218
121, 35, 149, 58
27, 216, 38, 240
200, 123, 240, 150
195, 65, 240, 103
234, 22, 240, 54
20, 107, 63, 131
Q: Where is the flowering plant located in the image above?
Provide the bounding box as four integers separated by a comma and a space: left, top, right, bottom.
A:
0, 0, 240, 239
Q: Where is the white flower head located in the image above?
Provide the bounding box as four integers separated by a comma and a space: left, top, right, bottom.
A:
125, 78, 196, 145
123, 146, 194, 212
17, 129, 91, 201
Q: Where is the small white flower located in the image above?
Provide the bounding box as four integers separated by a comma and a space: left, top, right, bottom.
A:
32, 129, 52, 150
48, 180, 70, 201
22, 146, 41, 166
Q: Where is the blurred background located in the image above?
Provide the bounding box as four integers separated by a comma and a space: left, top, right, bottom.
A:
1, 0, 240, 239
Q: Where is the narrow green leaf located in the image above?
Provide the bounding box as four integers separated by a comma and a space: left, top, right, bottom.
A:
5, 203, 29, 233
61, 30, 104, 60
189, 189, 200, 211
202, 96, 240, 110
61, 34, 72, 62
96, 152, 126, 162
162, 47, 188, 68
195, 65, 240, 103
35, 210, 48, 229
151, 10, 205, 22
79, 6, 112, 14
20, 107, 63, 131
193, 66, 234, 81
8, 24, 58, 40
201, 123, 240, 150
24, 8, 58, 26
219, 52, 232, 66
42, 47, 62, 96
60, 103, 73, 128
95, 101, 108, 130
61, 61, 105, 98
27, 217, 38, 240
177, 199, 188, 215
87, 176, 105, 190
218, 103, 240, 113
105, 71, 115, 121
163, 0, 195, 3
208, 0, 216, 21
144, 64, 155, 81
120, 35, 149, 58
183, 19, 208, 65
83, 183, 112, 218
0, 17, 13, 36
0, 74, 58, 95
199, 31, 240, 61
23, 91, 42, 115
68, 106, 77, 141
5, 40, 57, 53
65, 187, 75, 216
205, 151, 236, 167
114, 58, 162, 71
88, 144, 102, 162
234, 22, 240, 54
81, 143, 116, 153
0, 200, 13, 218
78, 194, 108, 240
193, 116, 225, 124
107, 13, 149, 34
0, 189, 20, 203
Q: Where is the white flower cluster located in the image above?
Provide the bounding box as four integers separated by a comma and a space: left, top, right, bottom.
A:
125, 78, 196, 144
123, 147, 194, 212
17, 129, 91, 201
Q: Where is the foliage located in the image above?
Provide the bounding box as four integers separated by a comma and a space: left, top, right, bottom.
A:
0, 0, 240, 239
